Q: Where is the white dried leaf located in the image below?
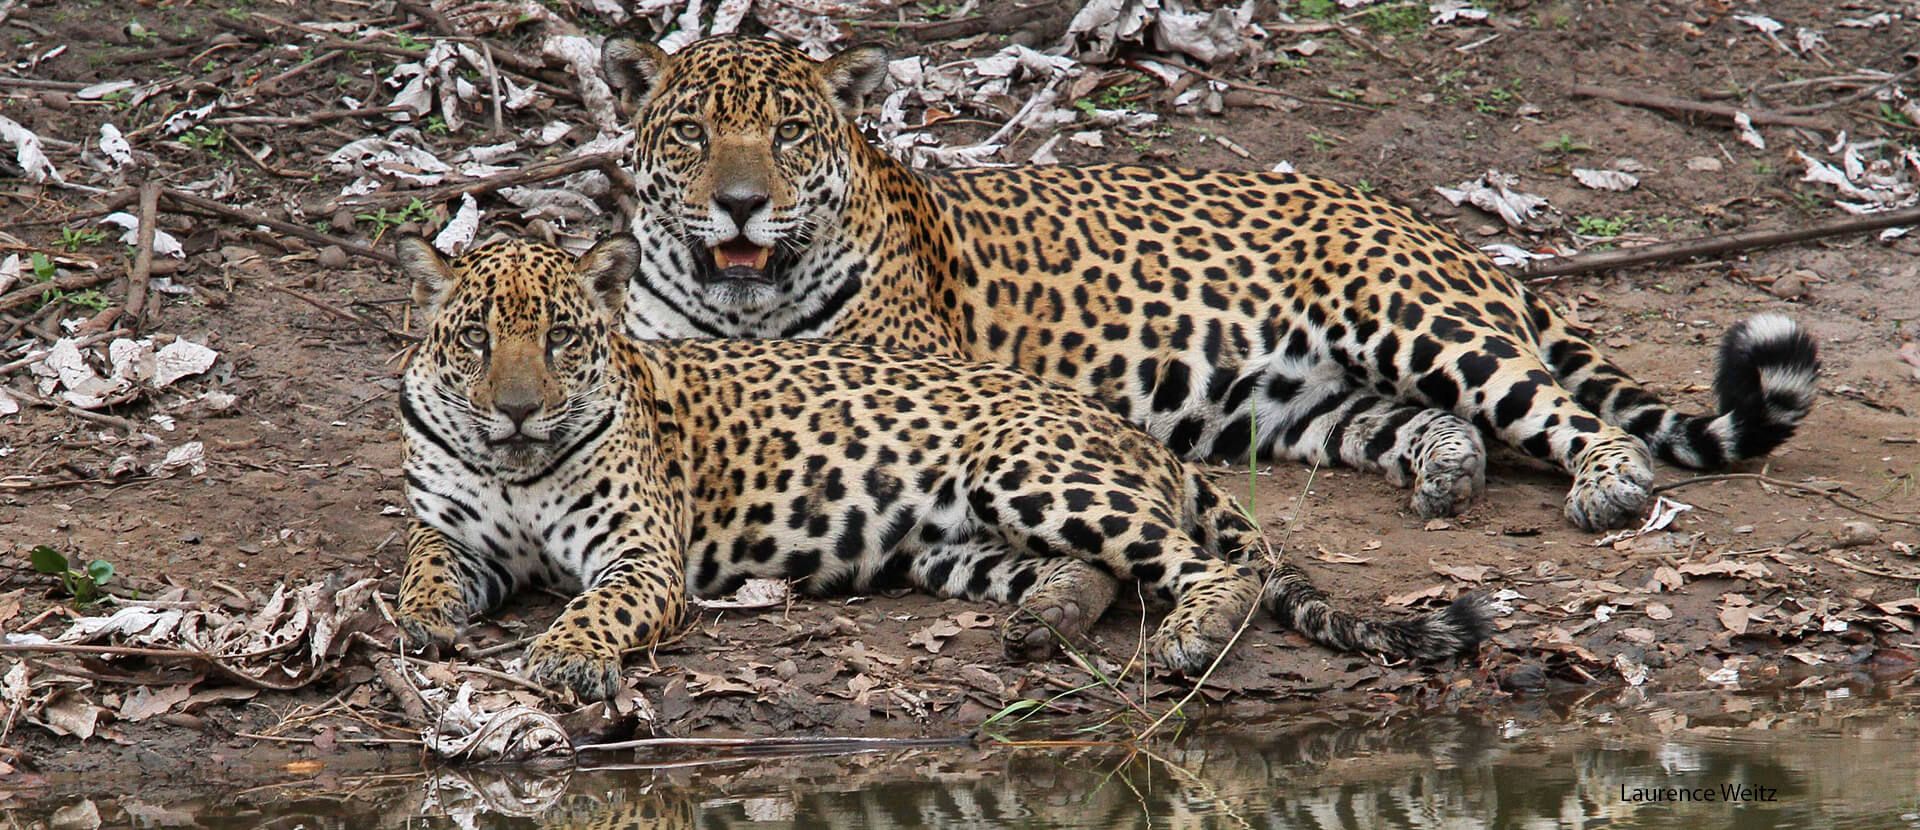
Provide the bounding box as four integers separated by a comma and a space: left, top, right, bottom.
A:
100, 212, 185, 259
1572, 168, 1639, 191
1480, 243, 1552, 267
1430, 2, 1489, 25
148, 441, 206, 477
1837, 13, 1890, 28
98, 123, 133, 168
422, 682, 570, 761
1029, 133, 1062, 165
1794, 28, 1826, 53
1733, 112, 1765, 149
0, 114, 64, 183
541, 35, 622, 133
693, 578, 791, 610
1434, 169, 1549, 228
498, 186, 601, 223
153, 339, 218, 387
76, 80, 135, 100
0, 253, 18, 294
435, 193, 482, 255
1594, 496, 1693, 546
1732, 14, 1782, 35
161, 100, 218, 136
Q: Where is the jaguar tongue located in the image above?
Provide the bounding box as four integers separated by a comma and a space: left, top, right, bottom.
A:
712, 238, 770, 272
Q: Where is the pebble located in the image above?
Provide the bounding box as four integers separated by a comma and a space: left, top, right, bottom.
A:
1833, 521, 1879, 548
316, 246, 349, 270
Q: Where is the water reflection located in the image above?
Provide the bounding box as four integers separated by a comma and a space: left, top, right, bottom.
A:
12, 696, 1920, 829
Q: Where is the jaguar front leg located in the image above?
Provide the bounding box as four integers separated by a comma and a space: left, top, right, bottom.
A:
394, 521, 511, 649
524, 548, 688, 701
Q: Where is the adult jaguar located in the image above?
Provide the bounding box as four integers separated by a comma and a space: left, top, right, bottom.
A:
391, 236, 1487, 700
598, 35, 1820, 531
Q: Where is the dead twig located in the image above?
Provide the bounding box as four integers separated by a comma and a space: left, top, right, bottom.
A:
1570, 84, 1835, 130
268, 284, 419, 342
206, 106, 412, 127
574, 735, 970, 753
0, 268, 114, 314
124, 182, 159, 331
373, 656, 433, 723
1653, 473, 1920, 527
337, 151, 627, 211
1169, 61, 1379, 113
1823, 555, 1920, 581
161, 189, 396, 266
1521, 203, 1920, 280
0, 327, 129, 377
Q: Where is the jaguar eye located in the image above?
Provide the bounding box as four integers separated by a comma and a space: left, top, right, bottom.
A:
671, 120, 705, 144
546, 326, 576, 349
458, 326, 488, 349
775, 121, 806, 143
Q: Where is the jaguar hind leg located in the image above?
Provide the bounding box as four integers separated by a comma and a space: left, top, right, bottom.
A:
906, 539, 1119, 661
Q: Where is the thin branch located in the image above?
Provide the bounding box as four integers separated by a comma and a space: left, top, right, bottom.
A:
161, 189, 397, 266
124, 182, 159, 331
1571, 84, 1835, 130
337, 152, 627, 211
1521, 203, 1920, 280
1653, 473, 1920, 527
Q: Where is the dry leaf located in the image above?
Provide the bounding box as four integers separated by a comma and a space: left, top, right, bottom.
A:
1431, 561, 1491, 583
1645, 602, 1675, 621
118, 684, 191, 723
909, 619, 963, 654
1384, 584, 1450, 607
39, 691, 101, 739
1719, 605, 1751, 635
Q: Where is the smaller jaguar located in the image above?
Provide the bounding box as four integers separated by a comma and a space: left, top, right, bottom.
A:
391, 235, 1489, 700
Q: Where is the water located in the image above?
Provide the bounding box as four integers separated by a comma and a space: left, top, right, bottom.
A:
12, 695, 1920, 829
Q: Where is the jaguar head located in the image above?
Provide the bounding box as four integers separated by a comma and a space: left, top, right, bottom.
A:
398, 236, 636, 476
603, 35, 888, 310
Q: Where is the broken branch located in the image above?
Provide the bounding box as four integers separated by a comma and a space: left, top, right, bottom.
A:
160, 189, 397, 266
1522, 204, 1920, 280
1571, 84, 1834, 130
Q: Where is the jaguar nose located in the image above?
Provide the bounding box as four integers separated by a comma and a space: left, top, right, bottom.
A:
714, 189, 769, 230
496, 401, 537, 427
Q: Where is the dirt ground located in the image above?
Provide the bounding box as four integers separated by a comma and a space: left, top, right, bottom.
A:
2, 0, 1918, 795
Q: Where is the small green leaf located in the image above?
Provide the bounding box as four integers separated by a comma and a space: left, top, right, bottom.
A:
87, 560, 115, 585
980, 698, 1044, 729
29, 545, 68, 574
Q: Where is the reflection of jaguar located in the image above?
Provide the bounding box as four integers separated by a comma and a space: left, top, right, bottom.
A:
391, 236, 1486, 700
600, 35, 1820, 531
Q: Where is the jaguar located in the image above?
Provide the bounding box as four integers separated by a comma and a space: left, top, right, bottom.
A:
390, 236, 1487, 700
599, 35, 1821, 531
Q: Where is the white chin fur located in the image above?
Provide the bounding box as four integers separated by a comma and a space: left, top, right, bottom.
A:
704, 279, 780, 309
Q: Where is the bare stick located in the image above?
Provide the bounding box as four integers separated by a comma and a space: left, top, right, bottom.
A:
1163, 61, 1378, 113
1521, 203, 1920, 280
206, 106, 411, 127
0, 328, 130, 377
337, 152, 625, 211
1653, 473, 1920, 527
124, 182, 159, 331
268, 284, 418, 342
161, 189, 396, 266
0, 269, 115, 314
1824, 555, 1920, 581
1570, 84, 1834, 130
373, 656, 432, 723
574, 735, 970, 753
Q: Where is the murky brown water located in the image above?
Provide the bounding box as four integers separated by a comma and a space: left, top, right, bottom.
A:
11, 692, 1920, 829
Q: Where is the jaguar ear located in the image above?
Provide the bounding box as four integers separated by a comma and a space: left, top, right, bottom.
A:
818, 43, 889, 114
577, 235, 639, 317
602, 38, 671, 114
395, 235, 455, 316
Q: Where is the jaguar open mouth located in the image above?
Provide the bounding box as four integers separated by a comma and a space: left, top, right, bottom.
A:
709, 236, 774, 283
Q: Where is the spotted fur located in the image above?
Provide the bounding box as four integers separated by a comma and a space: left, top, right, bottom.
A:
601, 36, 1821, 531
392, 236, 1488, 700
